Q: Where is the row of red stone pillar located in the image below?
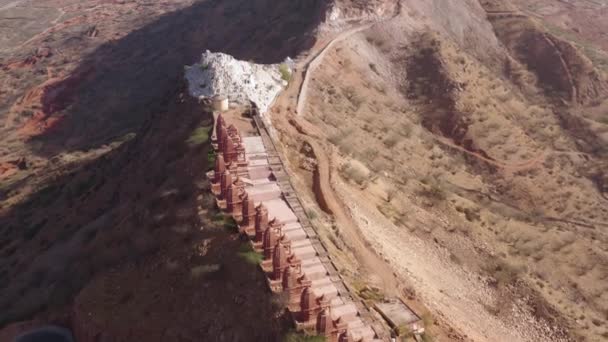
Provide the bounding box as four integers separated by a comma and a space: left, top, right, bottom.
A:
210, 113, 354, 342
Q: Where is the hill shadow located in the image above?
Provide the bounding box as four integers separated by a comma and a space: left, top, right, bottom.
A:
31, 0, 327, 155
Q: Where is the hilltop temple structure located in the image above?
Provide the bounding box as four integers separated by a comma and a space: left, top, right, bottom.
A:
207, 111, 384, 341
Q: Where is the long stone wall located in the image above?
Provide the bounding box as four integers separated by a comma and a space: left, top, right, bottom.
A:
207, 109, 386, 342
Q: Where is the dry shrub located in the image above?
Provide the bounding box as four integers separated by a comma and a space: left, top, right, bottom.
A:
328, 128, 352, 146
416, 182, 446, 203
484, 259, 524, 287
357, 148, 376, 163
383, 133, 401, 148
339, 162, 368, 185
400, 123, 413, 138
342, 86, 365, 110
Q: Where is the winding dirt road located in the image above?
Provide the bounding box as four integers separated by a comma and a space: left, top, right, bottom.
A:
296, 22, 377, 116
270, 19, 403, 296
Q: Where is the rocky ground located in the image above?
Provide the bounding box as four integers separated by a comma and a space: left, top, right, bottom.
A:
185, 51, 290, 114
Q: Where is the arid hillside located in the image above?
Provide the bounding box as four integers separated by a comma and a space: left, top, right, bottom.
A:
1, 0, 608, 341
268, 0, 608, 341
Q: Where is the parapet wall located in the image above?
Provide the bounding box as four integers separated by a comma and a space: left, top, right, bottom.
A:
207, 107, 387, 342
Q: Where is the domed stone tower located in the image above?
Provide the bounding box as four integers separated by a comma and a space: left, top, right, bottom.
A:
263, 226, 279, 260
300, 287, 322, 323
272, 241, 289, 280
317, 308, 348, 342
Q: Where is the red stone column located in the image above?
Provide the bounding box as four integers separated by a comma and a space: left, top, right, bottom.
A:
214, 154, 226, 183
317, 309, 347, 342
283, 264, 309, 312
216, 113, 225, 135
227, 183, 243, 220
211, 154, 225, 195
263, 219, 284, 260
254, 204, 269, 243
215, 114, 225, 143
300, 286, 323, 323
220, 170, 232, 200
224, 135, 236, 164
218, 125, 228, 154
241, 194, 255, 234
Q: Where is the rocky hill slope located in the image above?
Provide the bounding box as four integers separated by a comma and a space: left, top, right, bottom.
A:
265, 0, 608, 341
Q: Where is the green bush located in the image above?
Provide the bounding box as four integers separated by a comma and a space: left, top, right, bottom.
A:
279, 64, 291, 82
237, 243, 263, 265
187, 125, 211, 147
283, 332, 326, 342
207, 150, 216, 169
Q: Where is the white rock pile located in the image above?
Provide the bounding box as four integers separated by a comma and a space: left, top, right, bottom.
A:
185, 50, 291, 114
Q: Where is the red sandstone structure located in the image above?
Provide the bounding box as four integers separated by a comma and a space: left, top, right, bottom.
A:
207, 111, 385, 341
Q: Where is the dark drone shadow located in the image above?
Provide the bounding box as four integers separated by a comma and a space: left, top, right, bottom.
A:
32, 0, 327, 155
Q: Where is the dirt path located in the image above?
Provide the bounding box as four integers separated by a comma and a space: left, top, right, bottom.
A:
296, 22, 377, 116
300, 125, 400, 295
482, 6, 579, 104
268, 18, 404, 296
263, 14, 415, 296
433, 136, 547, 173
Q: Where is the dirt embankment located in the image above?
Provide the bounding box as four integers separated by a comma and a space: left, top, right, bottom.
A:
404, 35, 494, 162
480, 0, 607, 106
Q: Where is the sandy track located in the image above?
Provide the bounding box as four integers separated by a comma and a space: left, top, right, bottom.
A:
300, 123, 400, 295
269, 18, 403, 296
296, 23, 377, 116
